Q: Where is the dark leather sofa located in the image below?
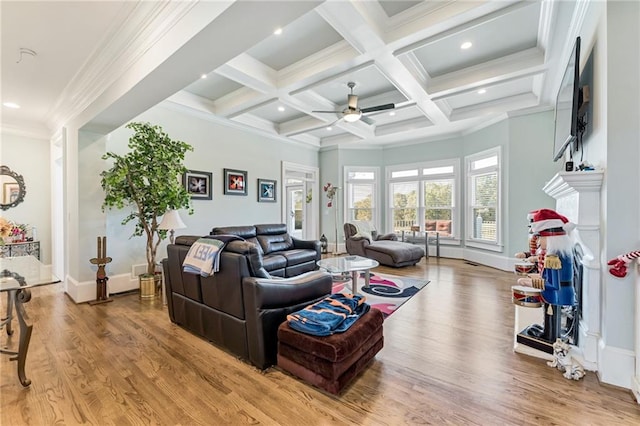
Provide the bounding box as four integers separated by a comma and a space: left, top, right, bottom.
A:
211, 224, 321, 277
163, 233, 332, 370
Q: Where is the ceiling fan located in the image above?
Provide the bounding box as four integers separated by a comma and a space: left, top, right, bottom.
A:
312, 82, 395, 125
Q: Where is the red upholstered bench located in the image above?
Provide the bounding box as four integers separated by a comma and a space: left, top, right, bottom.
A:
277, 308, 384, 395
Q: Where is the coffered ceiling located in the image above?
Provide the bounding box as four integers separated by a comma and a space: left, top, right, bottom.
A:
1, 1, 580, 148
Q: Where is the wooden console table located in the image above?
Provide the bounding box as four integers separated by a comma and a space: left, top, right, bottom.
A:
0, 241, 40, 260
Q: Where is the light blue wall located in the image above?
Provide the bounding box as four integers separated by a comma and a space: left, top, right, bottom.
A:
98, 104, 319, 275
504, 112, 558, 257
325, 112, 556, 258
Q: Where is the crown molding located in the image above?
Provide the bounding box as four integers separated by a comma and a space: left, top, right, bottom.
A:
46, 1, 200, 131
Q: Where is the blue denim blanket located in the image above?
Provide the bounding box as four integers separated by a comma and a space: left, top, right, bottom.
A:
287, 293, 370, 336
182, 235, 242, 277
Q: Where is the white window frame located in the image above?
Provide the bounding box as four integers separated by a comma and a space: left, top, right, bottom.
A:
465, 146, 502, 251
385, 159, 460, 241
343, 166, 380, 230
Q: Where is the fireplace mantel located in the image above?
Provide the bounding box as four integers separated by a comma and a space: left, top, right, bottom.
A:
543, 170, 605, 199
542, 169, 604, 371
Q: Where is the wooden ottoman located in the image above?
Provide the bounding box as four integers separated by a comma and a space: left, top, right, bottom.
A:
277, 308, 384, 395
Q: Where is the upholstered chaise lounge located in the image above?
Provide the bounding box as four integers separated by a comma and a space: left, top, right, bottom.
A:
344, 221, 424, 267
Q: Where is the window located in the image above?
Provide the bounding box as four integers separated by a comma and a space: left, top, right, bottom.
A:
387, 160, 459, 238
466, 147, 501, 248
344, 167, 379, 227
391, 181, 418, 230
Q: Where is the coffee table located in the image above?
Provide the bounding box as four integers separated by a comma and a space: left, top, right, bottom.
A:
1, 255, 60, 386
316, 255, 379, 294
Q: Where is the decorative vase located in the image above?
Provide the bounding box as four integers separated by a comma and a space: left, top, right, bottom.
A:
139, 274, 159, 299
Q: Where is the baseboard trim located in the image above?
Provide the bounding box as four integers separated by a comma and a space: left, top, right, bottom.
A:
598, 341, 636, 389
65, 273, 139, 303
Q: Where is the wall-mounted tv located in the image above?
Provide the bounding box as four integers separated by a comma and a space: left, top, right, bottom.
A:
553, 36, 581, 162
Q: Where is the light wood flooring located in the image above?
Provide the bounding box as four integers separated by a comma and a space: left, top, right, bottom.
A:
2, 258, 639, 425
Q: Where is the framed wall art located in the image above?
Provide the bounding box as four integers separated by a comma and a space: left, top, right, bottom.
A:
257, 179, 277, 202
224, 168, 247, 196
183, 170, 212, 200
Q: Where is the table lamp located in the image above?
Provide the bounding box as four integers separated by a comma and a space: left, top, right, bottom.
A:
158, 210, 186, 244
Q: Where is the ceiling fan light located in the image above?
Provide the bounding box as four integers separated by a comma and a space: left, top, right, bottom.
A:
343, 111, 362, 122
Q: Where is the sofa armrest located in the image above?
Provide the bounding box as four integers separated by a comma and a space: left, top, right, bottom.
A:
243, 270, 331, 309
292, 237, 321, 252
345, 236, 370, 256
242, 271, 333, 369
375, 232, 398, 241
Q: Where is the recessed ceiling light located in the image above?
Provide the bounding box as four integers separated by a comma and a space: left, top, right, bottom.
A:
274, 28, 283, 35
3, 102, 20, 109
460, 41, 473, 50
277, 106, 285, 112
327, 126, 332, 131
477, 88, 487, 94
389, 111, 396, 116
200, 74, 207, 79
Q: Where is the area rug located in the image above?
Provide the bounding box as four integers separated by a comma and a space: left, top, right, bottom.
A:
331, 272, 429, 318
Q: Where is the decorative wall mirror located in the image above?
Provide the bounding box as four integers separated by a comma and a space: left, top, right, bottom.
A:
0, 165, 26, 210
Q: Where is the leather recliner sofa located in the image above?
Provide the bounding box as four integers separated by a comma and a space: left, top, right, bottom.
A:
211, 224, 320, 277
163, 234, 332, 370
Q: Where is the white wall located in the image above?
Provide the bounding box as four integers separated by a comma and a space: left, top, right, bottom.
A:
0, 131, 52, 264
561, 0, 640, 389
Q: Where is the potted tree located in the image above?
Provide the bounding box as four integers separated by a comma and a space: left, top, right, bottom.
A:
101, 121, 193, 298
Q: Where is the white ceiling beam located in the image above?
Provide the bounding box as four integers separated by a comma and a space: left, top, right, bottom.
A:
317, 1, 450, 127
448, 92, 540, 121
427, 47, 546, 98
215, 53, 278, 93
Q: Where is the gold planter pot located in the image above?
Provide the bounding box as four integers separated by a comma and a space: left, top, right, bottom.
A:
139, 274, 159, 299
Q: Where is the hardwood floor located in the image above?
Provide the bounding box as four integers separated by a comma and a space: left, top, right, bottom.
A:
2, 258, 639, 425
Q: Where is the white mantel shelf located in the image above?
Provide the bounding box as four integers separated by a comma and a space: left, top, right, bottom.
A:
543, 169, 605, 199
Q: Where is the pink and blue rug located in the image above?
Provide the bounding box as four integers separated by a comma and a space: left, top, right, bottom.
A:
331, 272, 429, 318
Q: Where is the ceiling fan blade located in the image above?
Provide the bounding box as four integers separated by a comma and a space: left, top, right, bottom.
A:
360, 103, 395, 114
360, 115, 375, 125
348, 94, 358, 109
312, 110, 342, 113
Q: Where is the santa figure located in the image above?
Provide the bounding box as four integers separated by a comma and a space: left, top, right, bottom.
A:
518, 208, 577, 342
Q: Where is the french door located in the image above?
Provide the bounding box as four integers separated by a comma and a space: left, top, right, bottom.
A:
281, 162, 319, 240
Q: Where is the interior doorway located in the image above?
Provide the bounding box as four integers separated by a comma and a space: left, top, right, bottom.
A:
286, 185, 304, 239
281, 162, 319, 239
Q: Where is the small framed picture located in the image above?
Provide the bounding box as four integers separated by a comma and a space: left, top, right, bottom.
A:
224, 168, 247, 196
258, 179, 277, 202
183, 170, 212, 200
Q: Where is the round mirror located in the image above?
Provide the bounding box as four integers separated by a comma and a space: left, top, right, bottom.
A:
0, 165, 26, 210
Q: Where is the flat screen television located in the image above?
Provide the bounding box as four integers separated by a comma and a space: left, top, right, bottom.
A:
553, 36, 581, 162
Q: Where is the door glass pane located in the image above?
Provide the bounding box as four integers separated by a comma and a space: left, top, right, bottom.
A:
293, 189, 303, 233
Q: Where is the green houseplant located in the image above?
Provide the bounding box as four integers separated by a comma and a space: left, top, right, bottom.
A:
101, 122, 193, 292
